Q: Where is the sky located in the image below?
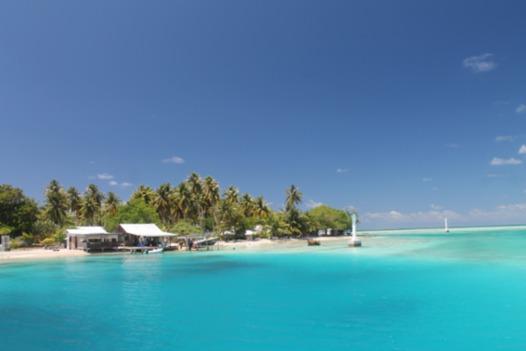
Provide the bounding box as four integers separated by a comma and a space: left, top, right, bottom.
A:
1, 0, 526, 229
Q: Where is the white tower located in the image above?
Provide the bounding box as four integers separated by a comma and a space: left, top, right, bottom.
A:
349, 213, 362, 247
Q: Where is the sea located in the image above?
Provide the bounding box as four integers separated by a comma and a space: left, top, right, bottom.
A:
2, 225, 526, 350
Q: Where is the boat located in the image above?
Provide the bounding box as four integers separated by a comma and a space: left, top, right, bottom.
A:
147, 247, 164, 254
307, 239, 320, 246
444, 217, 449, 233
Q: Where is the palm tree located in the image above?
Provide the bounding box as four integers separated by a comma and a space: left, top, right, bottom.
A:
154, 183, 173, 224
81, 184, 104, 225
284, 185, 305, 237
187, 173, 204, 220
177, 182, 197, 222
285, 185, 302, 212
103, 192, 120, 218
170, 186, 185, 222
130, 185, 155, 205
44, 180, 69, 226
224, 186, 239, 205
66, 186, 82, 221
214, 199, 243, 238
240, 193, 255, 217
202, 176, 220, 217
253, 196, 271, 219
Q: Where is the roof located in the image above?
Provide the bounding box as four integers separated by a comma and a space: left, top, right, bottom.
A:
66, 226, 109, 235
118, 223, 176, 237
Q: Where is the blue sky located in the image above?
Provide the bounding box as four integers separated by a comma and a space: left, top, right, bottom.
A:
1, 0, 526, 228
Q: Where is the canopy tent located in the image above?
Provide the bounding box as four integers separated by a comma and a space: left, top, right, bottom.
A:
117, 224, 176, 237
117, 224, 176, 247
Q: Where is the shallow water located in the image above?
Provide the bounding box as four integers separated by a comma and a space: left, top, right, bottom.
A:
2, 227, 526, 350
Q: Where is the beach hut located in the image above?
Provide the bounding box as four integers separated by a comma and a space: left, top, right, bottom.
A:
245, 225, 264, 240
66, 226, 118, 251
116, 223, 176, 247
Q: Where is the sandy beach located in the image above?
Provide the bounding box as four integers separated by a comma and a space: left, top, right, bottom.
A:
215, 236, 352, 251
0, 248, 88, 263
0, 237, 357, 263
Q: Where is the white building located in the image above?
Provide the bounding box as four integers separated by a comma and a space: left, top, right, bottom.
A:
66, 226, 118, 251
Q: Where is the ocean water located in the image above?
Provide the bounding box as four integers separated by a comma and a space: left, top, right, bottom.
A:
2, 227, 526, 350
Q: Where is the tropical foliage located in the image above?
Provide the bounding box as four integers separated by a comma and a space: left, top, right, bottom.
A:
306, 205, 353, 231
0, 174, 355, 246
0, 184, 38, 237
104, 199, 160, 232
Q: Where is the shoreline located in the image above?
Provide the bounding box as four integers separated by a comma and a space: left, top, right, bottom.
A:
0, 247, 88, 263
0, 237, 352, 264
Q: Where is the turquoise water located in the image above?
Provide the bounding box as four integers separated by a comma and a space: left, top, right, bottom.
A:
3, 227, 526, 350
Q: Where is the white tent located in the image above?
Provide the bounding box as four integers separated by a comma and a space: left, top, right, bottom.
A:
117, 224, 176, 237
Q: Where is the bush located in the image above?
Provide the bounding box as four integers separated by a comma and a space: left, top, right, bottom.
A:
9, 237, 25, 249
40, 237, 56, 247
31, 219, 59, 241
0, 224, 12, 236
39, 230, 66, 247
20, 232, 35, 246
170, 220, 201, 236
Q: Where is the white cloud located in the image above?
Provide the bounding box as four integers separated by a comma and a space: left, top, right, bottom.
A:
518, 145, 526, 154
306, 200, 323, 209
463, 53, 497, 73
162, 156, 185, 164
430, 204, 443, 210
336, 168, 349, 174
109, 180, 118, 186
517, 104, 526, 114
487, 173, 502, 178
97, 173, 114, 180
363, 203, 526, 228
495, 135, 514, 142
490, 157, 522, 166
120, 182, 133, 187
364, 209, 462, 226
422, 177, 432, 183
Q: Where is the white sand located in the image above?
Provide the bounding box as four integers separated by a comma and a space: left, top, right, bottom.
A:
0, 248, 87, 263
0, 237, 355, 263
214, 236, 350, 251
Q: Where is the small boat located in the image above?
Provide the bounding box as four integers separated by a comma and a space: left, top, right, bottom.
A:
307, 239, 320, 246
444, 217, 449, 233
147, 248, 164, 254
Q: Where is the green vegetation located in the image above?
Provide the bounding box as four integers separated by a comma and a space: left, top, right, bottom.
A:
104, 199, 161, 232
0, 184, 38, 237
306, 205, 353, 232
0, 173, 355, 247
